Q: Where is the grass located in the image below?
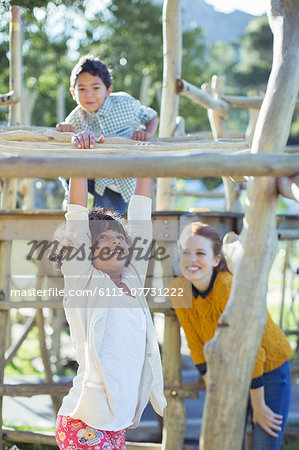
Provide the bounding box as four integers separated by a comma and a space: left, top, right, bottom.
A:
3, 423, 56, 450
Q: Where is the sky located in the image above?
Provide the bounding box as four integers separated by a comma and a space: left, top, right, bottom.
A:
205, 0, 268, 16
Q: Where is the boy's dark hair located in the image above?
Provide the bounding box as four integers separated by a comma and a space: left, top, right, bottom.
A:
50, 207, 129, 270
70, 55, 112, 89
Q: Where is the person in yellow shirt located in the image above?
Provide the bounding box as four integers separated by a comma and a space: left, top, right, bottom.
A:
170, 221, 292, 449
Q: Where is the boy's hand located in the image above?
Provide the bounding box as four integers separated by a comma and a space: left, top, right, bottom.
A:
56, 122, 75, 133
71, 132, 104, 149
132, 130, 151, 141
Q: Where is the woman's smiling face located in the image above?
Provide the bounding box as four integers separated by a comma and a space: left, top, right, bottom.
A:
180, 234, 221, 289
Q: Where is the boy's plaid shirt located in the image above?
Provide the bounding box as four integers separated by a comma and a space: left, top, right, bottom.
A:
66, 92, 157, 202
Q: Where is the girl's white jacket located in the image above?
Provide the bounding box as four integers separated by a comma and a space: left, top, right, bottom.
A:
57, 195, 167, 429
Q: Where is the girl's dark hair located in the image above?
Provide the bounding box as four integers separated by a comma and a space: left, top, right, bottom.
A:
88, 207, 128, 247
50, 207, 128, 270
180, 221, 230, 273
70, 54, 112, 89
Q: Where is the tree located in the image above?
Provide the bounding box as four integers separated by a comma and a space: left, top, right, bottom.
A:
81, 0, 209, 133
231, 17, 273, 90
0, 0, 211, 131
0, 0, 84, 13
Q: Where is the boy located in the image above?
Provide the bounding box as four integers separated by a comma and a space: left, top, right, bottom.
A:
57, 54, 158, 215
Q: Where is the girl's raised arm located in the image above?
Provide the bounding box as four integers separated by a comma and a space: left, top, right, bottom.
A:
134, 178, 151, 198
69, 178, 88, 207
68, 132, 104, 207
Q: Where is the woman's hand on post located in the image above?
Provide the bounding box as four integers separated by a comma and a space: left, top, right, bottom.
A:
250, 386, 283, 437
252, 402, 283, 437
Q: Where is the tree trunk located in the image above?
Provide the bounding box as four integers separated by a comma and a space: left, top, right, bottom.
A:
200, 1, 299, 449
156, 0, 182, 211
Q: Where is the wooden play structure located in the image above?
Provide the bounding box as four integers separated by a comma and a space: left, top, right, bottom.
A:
0, 1, 299, 449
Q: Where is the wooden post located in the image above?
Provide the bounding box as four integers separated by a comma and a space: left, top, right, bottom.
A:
4, 5, 23, 210
157, 4, 186, 447
245, 91, 261, 147
0, 240, 12, 449
279, 240, 291, 328
0, 14, 22, 444
156, 0, 182, 211
9, 5, 22, 126
200, 1, 299, 448
57, 84, 66, 124
0, 8, 22, 434
35, 269, 61, 414
161, 312, 186, 450
139, 73, 152, 106
207, 75, 241, 212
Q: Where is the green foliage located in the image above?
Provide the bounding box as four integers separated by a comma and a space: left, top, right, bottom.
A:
231, 17, 273, 91
23, 16, 73, 126
0, 0, 84, 14
81, 0, 164, 111
4, 327, 42, 377
0, 0, 211, 130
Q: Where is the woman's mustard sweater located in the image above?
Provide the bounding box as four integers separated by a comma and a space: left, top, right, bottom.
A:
170, 271, 292, 379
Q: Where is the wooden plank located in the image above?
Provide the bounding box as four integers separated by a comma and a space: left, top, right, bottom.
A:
0, 211, 297, 242
1, 152, 298, 179
2, 428, 56, 446
0, 382, 71, 397
2, 429, 194, 449
0, 300, 63, 310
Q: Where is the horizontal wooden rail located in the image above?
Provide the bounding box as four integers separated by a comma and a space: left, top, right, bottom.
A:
176, 79, 229, 116
2, 428, 192, 450
0, 382, 71, 397
0, 153, 298, 178
220, 94, 299, 111
164, 379, 205, 399
0, 135, 249, 151
177, 190, 225, 198
277, 230, 299, 240
285, 329, 299, 336
0, 300, 63, 310
2, 428, 57, 446
175, 78, 299, 112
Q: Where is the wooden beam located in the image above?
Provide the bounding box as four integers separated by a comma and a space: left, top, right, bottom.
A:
156, 0, 182, 213
2, 428, 56, 446
277, 174, 299, 201
176, 78, 229, 117
0, 139, 250, 154
1, 428, 194, 450
220, 94, 299, 111
0, 153, 298, 178
0, 382, 71, 397
0, 300, 63, 310
277, 229, 299, 240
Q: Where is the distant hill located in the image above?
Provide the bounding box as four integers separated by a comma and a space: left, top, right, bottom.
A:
155, 0, 261, 43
